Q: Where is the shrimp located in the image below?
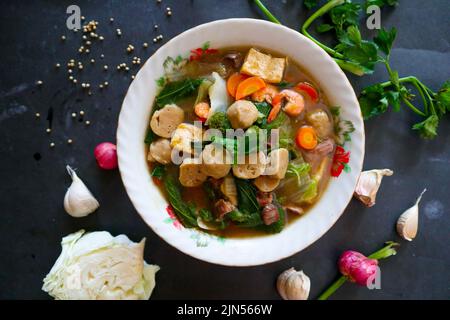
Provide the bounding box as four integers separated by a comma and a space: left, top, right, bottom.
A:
268, 89, 305, 122
251, 84, 279, 104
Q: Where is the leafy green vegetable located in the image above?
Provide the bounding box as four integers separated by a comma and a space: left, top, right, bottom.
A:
328, 1, 361, 35
277, 81, 295, 89
144, 128, 156, 145
304, 0, 318, 10
301, 179, 318, 203
235, 179, 259, 214
156, 78, 203, 108
436, 81, 450, 112
412, 115, 439, 140
286, 161, 311, 184
365, 0, 398, 9
207, 112, 232, 132
151, 165, 165, 179
156, 76, 166, 87
164, 176, 198, 227
233, 212, 264, 228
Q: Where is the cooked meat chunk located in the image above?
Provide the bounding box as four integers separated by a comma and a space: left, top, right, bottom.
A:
254, 175, 281, 192
232, 151, 267, 179
261, 203, 280, 225
284, 204, 305, 216
302, 138, 335, 171
214, 199, 236, 220
226, 100, 259, 129
149, 138, 172, 164
170, 123, 203, 155
179, 158, 207, 187
241, 48, 286, 83
150, 104, 185, 138
220, 175, 238, 206
306, 109, 332, 138
256, 191, 273, 207
201, 144, 232, 179
264, 148, 289, 179
223, 52, 243, 68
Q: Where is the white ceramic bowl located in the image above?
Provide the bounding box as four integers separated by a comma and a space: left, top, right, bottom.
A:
117, 18, 364, 266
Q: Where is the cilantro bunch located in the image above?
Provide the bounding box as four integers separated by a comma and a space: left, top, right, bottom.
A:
253, 0, 449, 139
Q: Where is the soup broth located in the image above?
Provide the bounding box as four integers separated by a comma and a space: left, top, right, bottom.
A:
146, 46, 340, 238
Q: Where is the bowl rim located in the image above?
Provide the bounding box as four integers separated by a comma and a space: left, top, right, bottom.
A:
117, 18, 365, 267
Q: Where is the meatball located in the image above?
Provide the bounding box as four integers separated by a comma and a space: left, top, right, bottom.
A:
170, 123, 203, 155
179, 158, 207, 187
226, 100, 259, 129
232, 151, 267, 179
150, 104, 185, 138
201, 144, 232, 179
254, 175, 281, 192
264, 148, 289, 179
306, 109, 332, 138
149, 138, 172, 164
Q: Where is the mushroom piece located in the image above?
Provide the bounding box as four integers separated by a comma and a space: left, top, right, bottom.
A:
226, 100, 259, 129
232, 151, 267, 179
179, 158, 207, 187
223, 52, 243, 68
149, 138, 172, 164
170, 123, 203, 155
253, 175, 281, 193
150, 104, 185, 138
201, 144, 232, 179
220, 175, 238, 206
306, 109, 332, 139
264, 148, 289, 179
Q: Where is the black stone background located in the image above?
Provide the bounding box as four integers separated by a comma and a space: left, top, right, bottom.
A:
0, 0, 449, 299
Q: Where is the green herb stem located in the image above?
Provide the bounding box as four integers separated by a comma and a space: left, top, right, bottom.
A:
318, 276, 347, 300
301, 0, 346, 59
253, 0, 282, 24
317, 242, 399, 300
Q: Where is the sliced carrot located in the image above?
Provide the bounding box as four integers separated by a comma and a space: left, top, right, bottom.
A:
296, 126, 318, 150
226, 73, 248, 98
235, 76, 266, 100
295, 82, 319, 103
194, 102, 210, 119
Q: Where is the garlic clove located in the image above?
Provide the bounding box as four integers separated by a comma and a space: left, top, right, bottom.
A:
64, 165, 100, 217
396, 189, 426, 241
277, 268, 310, 300
354, 169, 393, 207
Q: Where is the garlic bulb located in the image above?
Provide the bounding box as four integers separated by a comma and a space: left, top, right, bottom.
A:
354, 169, 393, 207
396, 189, 426, 241
277, 268, 310, 300
64, 166, 99, 217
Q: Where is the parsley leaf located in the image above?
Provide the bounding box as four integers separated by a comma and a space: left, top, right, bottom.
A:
304, 0, 319, 10
374, 27, 397, 56
436, 81, 450, 112
412, 115, 439, 139
365, 0, 398, 9
335, 26, 380, 74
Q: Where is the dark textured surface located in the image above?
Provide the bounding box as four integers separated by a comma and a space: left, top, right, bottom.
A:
0, 0, 449, 300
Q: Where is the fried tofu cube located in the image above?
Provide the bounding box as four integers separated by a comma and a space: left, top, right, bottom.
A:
240, 48, 286, 83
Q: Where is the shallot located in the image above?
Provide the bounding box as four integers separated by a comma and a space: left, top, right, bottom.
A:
94, 142, 118, 170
